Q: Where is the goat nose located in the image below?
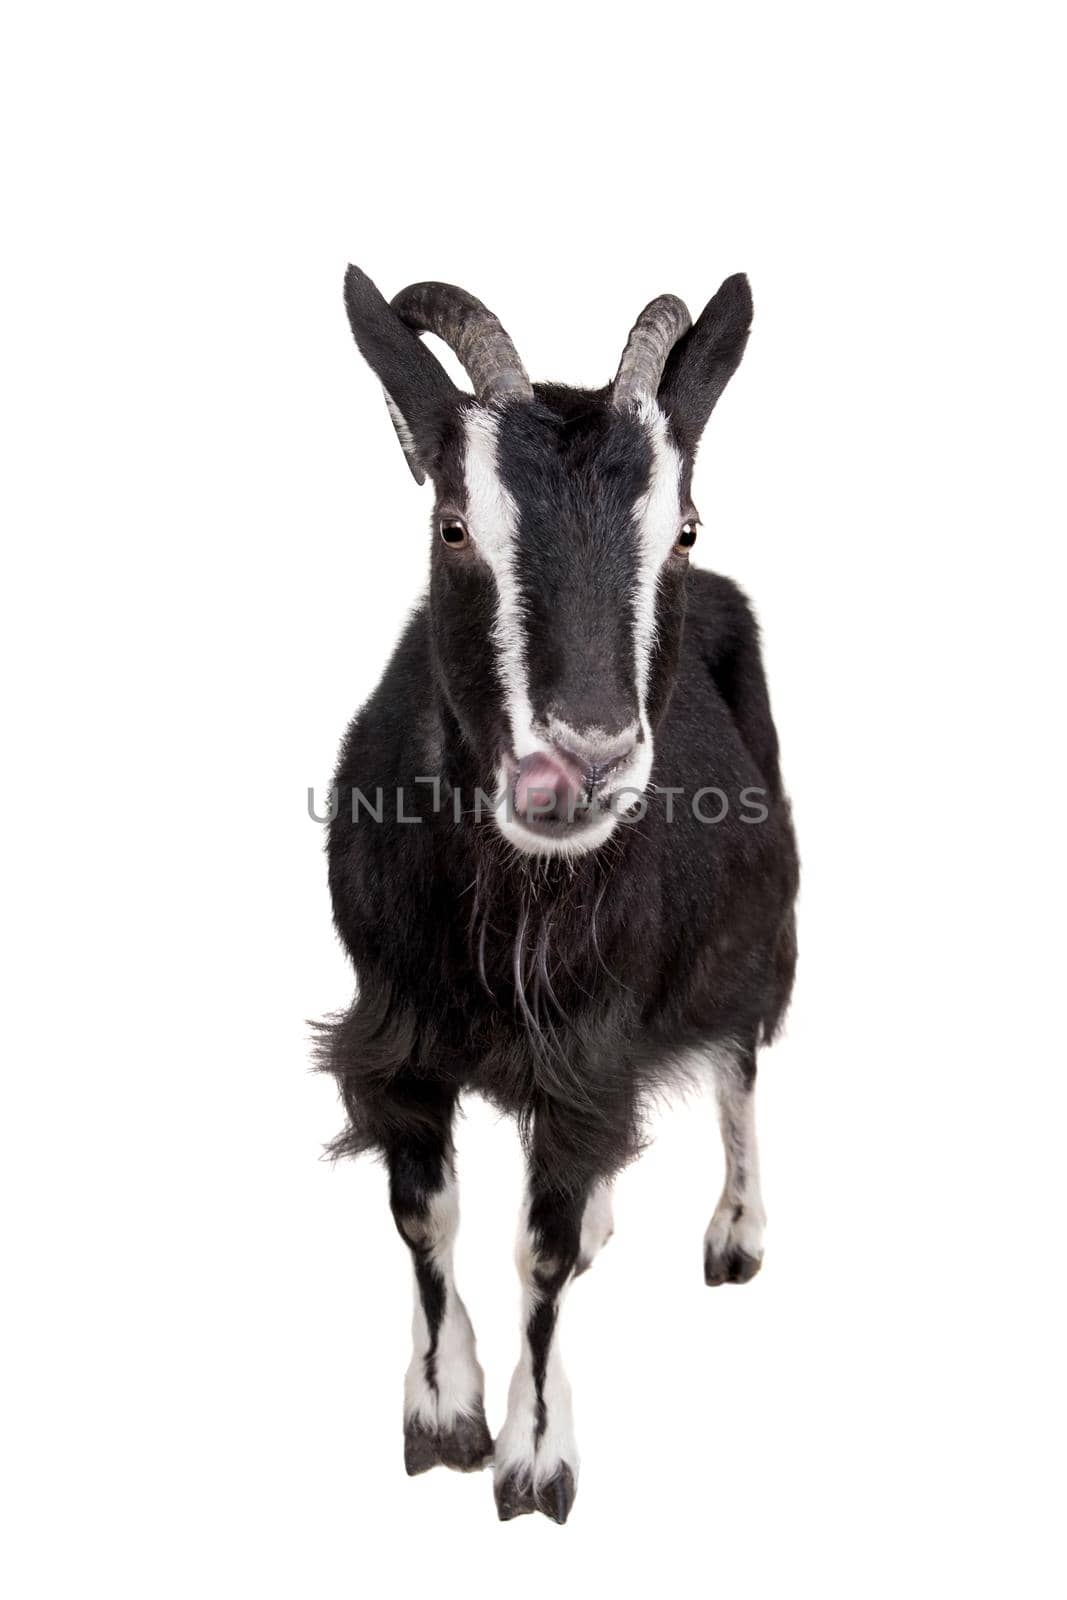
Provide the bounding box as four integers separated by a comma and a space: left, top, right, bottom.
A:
513, 752, 585, 822
514, 730, 640, 822
554, 733, 637, 792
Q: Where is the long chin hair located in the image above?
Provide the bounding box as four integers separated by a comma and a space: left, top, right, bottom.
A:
315, 811, 655, 1188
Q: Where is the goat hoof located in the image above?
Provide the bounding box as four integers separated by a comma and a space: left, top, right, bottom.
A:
494, 1468, 536, 1520
535, 1463, 577, 1523
404, 1419, 440, 1475
494, 1462, 576, 1523
404, 1406, 494, 1476
704, 1243, 763, 1286
437, 1407, 494, 1471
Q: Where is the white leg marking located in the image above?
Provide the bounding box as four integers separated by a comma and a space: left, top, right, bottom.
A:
578, 1178, 615, 1272
494, 1199, 578, 1492
704, 1049, 767, 1279
402, 1167, 486, 1431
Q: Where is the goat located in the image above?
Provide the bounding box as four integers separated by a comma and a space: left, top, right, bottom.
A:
319, 266, 799, 1523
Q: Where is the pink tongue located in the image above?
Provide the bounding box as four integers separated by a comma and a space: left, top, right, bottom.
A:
513, 753, 583, 820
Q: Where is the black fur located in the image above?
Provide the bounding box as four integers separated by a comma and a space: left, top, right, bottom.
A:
498, 399, 650, 736
320, 561, 797, 1184
320, 268, 799, 1520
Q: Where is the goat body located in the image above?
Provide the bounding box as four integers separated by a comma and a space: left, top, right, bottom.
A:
321, 273, 799, 1521
324, 566, 796, 1173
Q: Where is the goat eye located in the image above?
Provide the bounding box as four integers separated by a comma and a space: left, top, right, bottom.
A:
675, 519, 699, 553
439, 518, 469, 548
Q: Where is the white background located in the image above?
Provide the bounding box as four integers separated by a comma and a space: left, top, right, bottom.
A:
3, 3, 1064, 1595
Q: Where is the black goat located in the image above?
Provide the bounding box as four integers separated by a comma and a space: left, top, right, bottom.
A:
320, 266, 799, 1523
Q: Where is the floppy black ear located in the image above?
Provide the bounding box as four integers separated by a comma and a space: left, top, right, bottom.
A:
657, 274, 753, 455
343, 265, 460, 484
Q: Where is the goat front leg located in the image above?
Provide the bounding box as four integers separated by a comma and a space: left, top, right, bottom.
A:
704, 1041, 767, 1285
575, 1177, 614, 1277
494, 1140, 607, 1523
383, 1088, 493, 1475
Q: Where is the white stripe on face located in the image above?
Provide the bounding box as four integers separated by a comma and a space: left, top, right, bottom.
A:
589, 399, 683, 815
461, 401, 681, 855
630, 399, 684, 714
461, 407, 538, 760
464, 406, 619, 857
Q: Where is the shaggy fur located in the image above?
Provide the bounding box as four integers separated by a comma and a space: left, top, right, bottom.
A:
320, 568, 797, 1181
317, 266, 799, 1522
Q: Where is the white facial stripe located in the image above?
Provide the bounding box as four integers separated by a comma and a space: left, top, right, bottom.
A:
630, 399, 684, 712
461, 408, 538, 759
462, 402, 678, 858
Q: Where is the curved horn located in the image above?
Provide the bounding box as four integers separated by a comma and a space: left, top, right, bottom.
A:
612, 294, 692, 409
390, 281, 533, 405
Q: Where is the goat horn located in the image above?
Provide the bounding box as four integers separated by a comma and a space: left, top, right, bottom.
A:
612, 294, 692, 409
390, 281, 533, 405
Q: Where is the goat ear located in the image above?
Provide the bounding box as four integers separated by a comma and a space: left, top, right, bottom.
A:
657, 274, 753, 454
343, 265, 460, 484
